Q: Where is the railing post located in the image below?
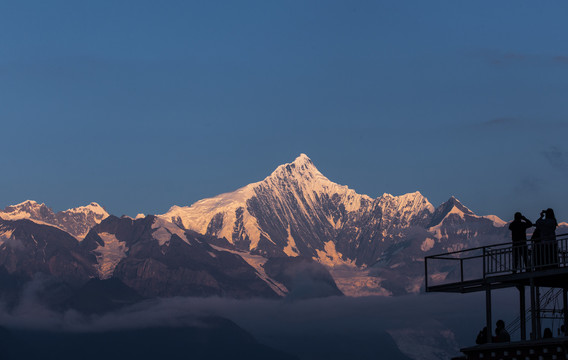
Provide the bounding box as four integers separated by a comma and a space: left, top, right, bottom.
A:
486, 287, 492, 343
530, 277, 537, 340
536, 286, 541, 339
564, 237, 567, 267
460, 258, 464, 283
483, 247, 486, 279
559, 239, 566, 266
563, 287, 568, 336
509, 243, 521, 272
530, 240, 534, 272
518, 285, 526, 341
424, 257, 429, 290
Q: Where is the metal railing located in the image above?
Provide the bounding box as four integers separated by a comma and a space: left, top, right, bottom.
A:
425, 233, 568, 289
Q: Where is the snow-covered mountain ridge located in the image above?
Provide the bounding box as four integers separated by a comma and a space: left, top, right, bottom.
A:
159, 154, 506, 269
0, 154, 517, 297
161, 154, 378, 253
0, 200, 109, 239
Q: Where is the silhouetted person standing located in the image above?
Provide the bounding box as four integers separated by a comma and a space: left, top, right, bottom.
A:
509, 212, 532, 272
494, 320, 510, 343
535, 208, 559, 267
536, 208, 558, 241
476, 327, 488, 344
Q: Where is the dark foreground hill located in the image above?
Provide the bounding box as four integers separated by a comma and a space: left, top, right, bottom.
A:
0, 316, 298, 360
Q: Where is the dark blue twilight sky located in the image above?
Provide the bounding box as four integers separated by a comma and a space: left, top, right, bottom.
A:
1, 1, 567, 221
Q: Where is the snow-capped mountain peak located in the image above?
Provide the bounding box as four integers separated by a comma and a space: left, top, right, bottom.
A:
265, 154, 372, 212
446, 196, 474, 215
12, 199, 39, 207
287, 152, 313, 168
427, 196, 475, 228
378, 191, 435, 214
162, 182, 258, 233
59, 202, 110, 239
0, 200, 110, 239
377, 191, 435, 228
272, 154, 321, 175
64, 202, 109, 219
267, 154, 329, 189
160, 154, 373, 252
1, 200, 54, 222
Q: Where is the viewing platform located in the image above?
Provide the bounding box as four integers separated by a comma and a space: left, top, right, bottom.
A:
425, 233, 568, 293
460, 338, 568, 360
425, 233, 568, 360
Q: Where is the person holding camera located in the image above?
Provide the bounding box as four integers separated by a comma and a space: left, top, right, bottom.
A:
509, 212, 532, 272
535, 208, 559, 268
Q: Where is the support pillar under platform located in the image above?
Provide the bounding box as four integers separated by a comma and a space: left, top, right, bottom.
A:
530, 279, 537, 340
518, 285, 526, 341
486, 287, 492, 343
536, 286, 541, 339
562, 288, 568, 336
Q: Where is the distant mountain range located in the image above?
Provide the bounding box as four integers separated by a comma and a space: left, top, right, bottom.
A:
2, 154, 563, 304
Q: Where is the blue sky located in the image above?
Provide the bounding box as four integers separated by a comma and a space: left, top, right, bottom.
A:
1, 1, 567, 221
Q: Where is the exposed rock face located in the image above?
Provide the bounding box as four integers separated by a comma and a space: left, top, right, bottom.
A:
0, 219, 96, 286
80, 215, 281, 298
0, 215, 294, 299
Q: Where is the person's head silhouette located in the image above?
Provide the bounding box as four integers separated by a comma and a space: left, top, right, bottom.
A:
546, 208, 556, 220
514, 212, 522, 221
